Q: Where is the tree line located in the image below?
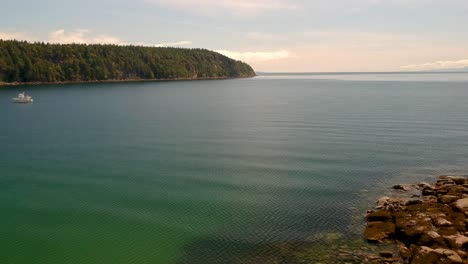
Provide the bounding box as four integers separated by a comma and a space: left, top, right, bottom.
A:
0, 40, 255, 83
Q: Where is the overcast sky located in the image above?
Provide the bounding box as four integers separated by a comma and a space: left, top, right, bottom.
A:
1, 0, 468, 72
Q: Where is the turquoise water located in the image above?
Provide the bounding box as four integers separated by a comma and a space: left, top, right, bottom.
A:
1, 73, 468, 263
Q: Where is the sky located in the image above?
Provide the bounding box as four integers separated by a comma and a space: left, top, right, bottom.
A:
1, 0, 468, 72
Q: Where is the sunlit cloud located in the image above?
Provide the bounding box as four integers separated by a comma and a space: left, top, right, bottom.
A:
1, 29, 194, 48
0, 31, 35, 41
154, 40, 192, 47
144, 0, 300, 15
401, 59, 468, 71
48, 29, 122, 44
216, 50, 293, 62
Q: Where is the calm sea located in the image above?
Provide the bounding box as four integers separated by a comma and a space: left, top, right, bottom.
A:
1, 72, 468, 263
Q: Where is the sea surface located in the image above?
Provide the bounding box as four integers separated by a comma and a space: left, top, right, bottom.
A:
1, 72, 468, 263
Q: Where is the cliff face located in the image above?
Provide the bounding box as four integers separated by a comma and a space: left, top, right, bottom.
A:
0, 40, 256, 84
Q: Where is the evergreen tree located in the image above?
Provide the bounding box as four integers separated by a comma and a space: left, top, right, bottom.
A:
0, 40, 256, 84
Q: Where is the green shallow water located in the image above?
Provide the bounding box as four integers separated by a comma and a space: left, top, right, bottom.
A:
1, 73, 468, 263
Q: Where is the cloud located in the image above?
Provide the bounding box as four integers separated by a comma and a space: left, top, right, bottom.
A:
401, 59, 468, 71
216, 50, 293, 62
154, 40, 192, 47
0, 29, 194, 48
0, 31, 35, 41
144, 0, 300, 15
48, 29, 122, 44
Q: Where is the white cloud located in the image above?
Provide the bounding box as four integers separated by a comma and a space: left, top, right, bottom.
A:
154, 40, 192, 47
144, 0, 300, 15
48, 29, 122, 44
0, 31, 35, 41
401, 59, 468, 71
216, 50, 293, 62
1, 29, 194, 48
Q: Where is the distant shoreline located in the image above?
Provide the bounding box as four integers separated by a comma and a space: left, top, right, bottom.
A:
0, 75, 256, 87
257, 71, 468, 75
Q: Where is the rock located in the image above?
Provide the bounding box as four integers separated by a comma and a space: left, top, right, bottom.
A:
435, 218, 453, 227
418, 182, 433, 189
410, 246, 440, 264
439, 195, 460, 204
419, 230, 446, 247
433, 248, 463, 263
422, 187, 436, 196
438, 227, 460, 237
405, 199, 423, 206
365, 221, 396, 242
379, 251, 393, 258
453, 198, 468, 213
456, 250, 467, 259
364, 176, 468, 264
377, 196, 391, 207
444, 235, 468, 250
398, 244, 412, 260
411, 246, 463, 264
367, 210, 393, 222
426, 230, 441, 239
447, 186, 468, 196
393, 184, 412, 191
446, 176, 467, 185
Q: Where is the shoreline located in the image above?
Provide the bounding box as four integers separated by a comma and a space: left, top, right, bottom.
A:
364, 175, 468, 263
0, 75, 256, 87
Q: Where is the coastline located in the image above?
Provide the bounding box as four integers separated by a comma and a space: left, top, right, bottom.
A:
364, 176, 468, 263
0, 75, 256, 87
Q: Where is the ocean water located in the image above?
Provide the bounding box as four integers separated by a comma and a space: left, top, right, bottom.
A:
1, 72, 468, 263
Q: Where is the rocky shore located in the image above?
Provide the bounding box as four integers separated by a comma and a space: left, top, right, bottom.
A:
365, 176, 468, 264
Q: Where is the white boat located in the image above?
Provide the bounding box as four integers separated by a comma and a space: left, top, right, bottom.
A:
12, 92, 34, 103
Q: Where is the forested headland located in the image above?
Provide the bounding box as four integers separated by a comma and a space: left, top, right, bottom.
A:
0, 40, 256, 85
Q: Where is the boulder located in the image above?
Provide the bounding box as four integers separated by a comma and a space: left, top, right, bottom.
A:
433, 248, 463, 263
376, 196, 391, 207
410, 246, 441, 264
411, 246, 463, 264
447, 186, 468, 196
367, 210, 393, 222
446, 176, 467, 185
439, 195, 460, 204
406, 199, 423, 206
393, 184, 412, 191
453, 198, 468, 213
444, 235, 468, 250
434, 218, 453, 227
422, 187, 436, 196
418, 230, 447, 247
398, 244, 412, 261
418, 182, 433, 189
365, 221, 396, 242
395, 211, 434, 244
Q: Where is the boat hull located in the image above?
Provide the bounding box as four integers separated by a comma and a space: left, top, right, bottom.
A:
12, 99, 33, 103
